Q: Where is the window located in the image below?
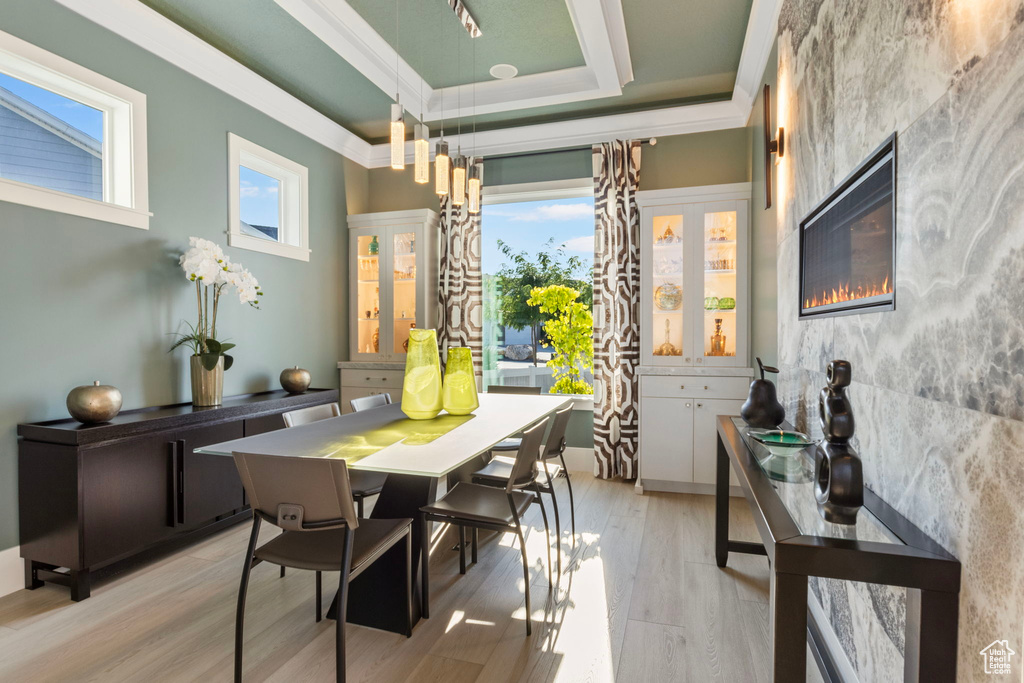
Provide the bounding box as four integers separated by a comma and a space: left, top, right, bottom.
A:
481, 180, 594, 395
0, 29, 149, 229
228, 133, 309, 261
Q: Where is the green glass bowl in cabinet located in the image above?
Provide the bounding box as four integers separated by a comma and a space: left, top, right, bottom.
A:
704, 296, 719, 310
719, 297, 736, 310
401, 329, 443, 420
749, 430, 815, 457
442, 347, 479, 415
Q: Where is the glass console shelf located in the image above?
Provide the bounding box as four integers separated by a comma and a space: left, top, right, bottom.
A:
715, 415, 961, 683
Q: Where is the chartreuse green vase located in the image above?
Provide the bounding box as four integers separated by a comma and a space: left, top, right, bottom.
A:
401, 328, 443, 420
442, 347, 479, 415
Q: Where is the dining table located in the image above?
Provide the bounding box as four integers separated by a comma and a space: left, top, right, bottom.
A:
197, 392, 573, 634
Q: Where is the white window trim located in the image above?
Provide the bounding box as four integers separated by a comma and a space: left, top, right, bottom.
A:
227, 133, 310, 262
0, 29, 149, 230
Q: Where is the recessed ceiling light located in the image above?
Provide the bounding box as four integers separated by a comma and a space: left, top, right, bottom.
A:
489, 64, 518, 80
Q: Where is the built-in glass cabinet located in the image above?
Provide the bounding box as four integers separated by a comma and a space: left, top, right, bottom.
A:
348, 209, 439, 362
640, 193, 749, 367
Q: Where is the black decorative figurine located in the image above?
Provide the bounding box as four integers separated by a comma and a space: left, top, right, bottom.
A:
814, 360, 863, 524
741, 358, 786, 428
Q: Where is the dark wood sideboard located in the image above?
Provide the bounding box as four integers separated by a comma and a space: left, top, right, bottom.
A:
17, 388, 339, 601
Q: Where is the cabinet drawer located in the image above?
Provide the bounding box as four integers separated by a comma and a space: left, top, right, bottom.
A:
641, 375, 750, 399
340, 369, 404, 388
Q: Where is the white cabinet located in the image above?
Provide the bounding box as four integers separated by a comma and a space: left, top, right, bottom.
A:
639, 186, 750, 369
337, 367, 404, 413
348, 209, 439, 362
640, 399, 693, 482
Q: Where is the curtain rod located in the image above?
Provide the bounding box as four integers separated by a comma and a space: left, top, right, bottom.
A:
485, 138, 657, 162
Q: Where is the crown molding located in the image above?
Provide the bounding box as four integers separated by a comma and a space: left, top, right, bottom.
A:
51, 0, 779, 169
52, 0, 375, 166
274, 0, 633, 122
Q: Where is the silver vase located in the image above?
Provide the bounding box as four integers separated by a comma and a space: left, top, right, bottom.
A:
190, 355, 224, 407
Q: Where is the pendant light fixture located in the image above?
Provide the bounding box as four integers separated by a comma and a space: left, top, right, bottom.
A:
451, 30, 466, 205
389, 0, 405, 170
413, 29, 429, 184
467, 37, 482, 214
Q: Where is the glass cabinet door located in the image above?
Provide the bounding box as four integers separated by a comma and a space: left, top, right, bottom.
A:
698, 200, 747, 366
354, 231, 384, 358
648, 208, 687, 364
391, 228, 418, 356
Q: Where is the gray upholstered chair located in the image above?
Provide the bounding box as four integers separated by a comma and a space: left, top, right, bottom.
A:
471, 404, 577, 576
282, 402, 388, 517
349, 393, 392, 413
231, 451, 412, 683
485, 385, 542, 453
419, 418, 552, 636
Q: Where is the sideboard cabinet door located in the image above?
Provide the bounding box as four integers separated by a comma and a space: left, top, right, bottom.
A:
639, 398, 695, 482
82, 435, 177, 567
179, 422, 245, 527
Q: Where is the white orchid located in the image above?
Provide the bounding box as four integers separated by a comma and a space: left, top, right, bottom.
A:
172, 237, 263, 365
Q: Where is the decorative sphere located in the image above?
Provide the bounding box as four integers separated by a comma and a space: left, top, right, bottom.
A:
67, 381, 122, 424
280, 366, 311, 393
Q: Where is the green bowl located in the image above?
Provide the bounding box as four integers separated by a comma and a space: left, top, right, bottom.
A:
749, 430, 814, 457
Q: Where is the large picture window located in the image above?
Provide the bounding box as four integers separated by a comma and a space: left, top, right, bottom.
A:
481, 180, 594, 395
0, 30, 149, 229
227, 133, 310, 261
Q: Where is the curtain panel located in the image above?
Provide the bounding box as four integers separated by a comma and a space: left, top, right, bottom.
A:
437, 194, 483, 377
592, 140, 642, 479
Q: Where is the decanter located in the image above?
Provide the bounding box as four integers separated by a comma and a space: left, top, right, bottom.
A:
710, 318, 726, 356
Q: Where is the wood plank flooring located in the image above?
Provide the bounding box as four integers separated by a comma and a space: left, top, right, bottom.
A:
0, 475, 824, 682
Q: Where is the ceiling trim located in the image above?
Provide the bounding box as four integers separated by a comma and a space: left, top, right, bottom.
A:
273, 0, 634, 122
50, 0, 780, 169
52, 0, 375, 165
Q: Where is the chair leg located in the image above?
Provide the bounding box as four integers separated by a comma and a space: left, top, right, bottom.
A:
420, 515, 430, 619
280, 566, 286, 578
356, 496, 364, 519
458, 525, 467, 575
405, 531, 413, 637
336, 527, 354, 683
533, 484, 553, 588
235, 516, 261, 683
471, 527, 479, 565
514, 523, 532, 637
543, 465, 562, 578
316, 571, 323, 623
559, 454, 576, 545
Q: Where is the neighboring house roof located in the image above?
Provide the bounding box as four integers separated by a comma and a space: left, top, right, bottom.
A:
239, 220, 279, 241
0, 86, 101, 158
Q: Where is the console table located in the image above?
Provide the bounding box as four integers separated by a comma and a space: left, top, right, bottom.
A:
715, 416, 961, 682
18, 388, 338, 600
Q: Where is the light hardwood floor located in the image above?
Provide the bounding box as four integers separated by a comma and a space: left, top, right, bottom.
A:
0, 475, 825, 682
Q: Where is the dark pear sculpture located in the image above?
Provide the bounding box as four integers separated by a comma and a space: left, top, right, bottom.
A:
740, 358, 786, 428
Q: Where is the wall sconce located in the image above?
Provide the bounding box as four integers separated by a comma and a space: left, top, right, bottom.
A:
763, 83, 785, 209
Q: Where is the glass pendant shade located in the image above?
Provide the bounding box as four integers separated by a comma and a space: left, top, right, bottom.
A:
401, 328, 443, 420
467, 160, 481, 214
442, 347, 479, 415
435, 141, 450, 196
414, 123, 429, 184
452, 156, 466, 206
390, 102, 405, 170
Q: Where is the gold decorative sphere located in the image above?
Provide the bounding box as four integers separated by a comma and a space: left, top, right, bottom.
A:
67, 381, 123, 424
280, 366, 311, 394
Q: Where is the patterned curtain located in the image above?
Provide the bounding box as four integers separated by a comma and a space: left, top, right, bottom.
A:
592, 140, 642, 479
437, 193, 483, 378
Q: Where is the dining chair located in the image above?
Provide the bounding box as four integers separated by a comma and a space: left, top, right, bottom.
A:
349, 393, 392, 412
485, 385, 542, 453
418, 418, 552, 636
471, 404, 576, 575
231, 451, 413, 683
283, 403, 389, 517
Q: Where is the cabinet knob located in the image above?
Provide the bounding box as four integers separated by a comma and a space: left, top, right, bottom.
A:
365, 377, 371, 381
685, 357, 691, 363
704, 385, 709, 390
697, 358, 703, 363
679, 384, 685, 389
685, 403, 691, 408
697, 402, 704, 408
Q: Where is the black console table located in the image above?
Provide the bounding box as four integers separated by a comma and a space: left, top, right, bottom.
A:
715, 416, 961, 682
18, 388, 338, 600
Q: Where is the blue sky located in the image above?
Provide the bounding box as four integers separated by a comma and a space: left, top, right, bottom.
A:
239, 166, 281, 228
0, 72, 103, 141
481, 196, 595, 277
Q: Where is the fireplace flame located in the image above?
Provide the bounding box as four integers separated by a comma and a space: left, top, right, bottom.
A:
804, 275, 891, 309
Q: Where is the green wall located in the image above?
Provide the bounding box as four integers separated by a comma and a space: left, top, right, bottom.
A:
641, 128, 751, 190
0, 0, 353, 551
746, 40, 779, 368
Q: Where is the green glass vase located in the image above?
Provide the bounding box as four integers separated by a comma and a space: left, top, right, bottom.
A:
401, 328, 443, 420
442, 347, 479, 415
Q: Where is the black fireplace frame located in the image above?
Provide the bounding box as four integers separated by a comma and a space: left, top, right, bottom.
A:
798, 133, 897, 320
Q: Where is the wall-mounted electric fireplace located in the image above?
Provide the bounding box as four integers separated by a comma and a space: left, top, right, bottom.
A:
800, 135, 896, 319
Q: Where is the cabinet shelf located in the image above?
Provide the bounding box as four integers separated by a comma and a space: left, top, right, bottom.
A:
704, 269, 736, 274
357, 279, 380, 284
705, 239, 736, 246
358, 254, 379, 259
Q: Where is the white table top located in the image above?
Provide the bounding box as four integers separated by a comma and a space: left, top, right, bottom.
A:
196, 393, 572, 478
